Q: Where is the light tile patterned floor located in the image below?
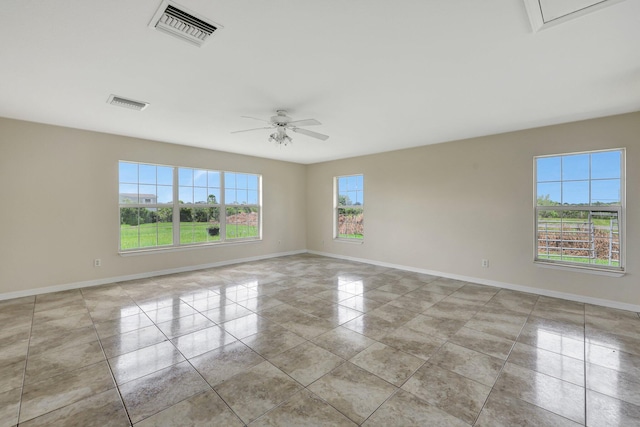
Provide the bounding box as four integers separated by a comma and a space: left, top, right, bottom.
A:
1, 254, 640, 426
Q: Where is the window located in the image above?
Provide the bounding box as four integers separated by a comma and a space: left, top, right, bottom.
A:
535, 149, 624, 271
335, 174, 364, 240
119, 161, 261, 251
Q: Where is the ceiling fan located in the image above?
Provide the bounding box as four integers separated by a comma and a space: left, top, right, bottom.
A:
231, 110, 329, 145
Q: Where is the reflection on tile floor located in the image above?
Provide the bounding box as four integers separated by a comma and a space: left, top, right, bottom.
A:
1, 254, 640, 426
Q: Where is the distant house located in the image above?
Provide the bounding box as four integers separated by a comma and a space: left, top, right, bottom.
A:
119, 193, 157, 204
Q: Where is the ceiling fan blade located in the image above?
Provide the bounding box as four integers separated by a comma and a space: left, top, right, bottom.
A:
240, 116, 270, 123
288, 118, 321, 127
291, 127, 329, 141
231, 127, 272, 134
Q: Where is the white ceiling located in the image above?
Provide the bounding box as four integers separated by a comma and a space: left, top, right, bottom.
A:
1, 0, 639, 164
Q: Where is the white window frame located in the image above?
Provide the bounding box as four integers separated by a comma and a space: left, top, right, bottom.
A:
334, 174, 364, 242
534, 149, 625, 273
119, 161, 262, 253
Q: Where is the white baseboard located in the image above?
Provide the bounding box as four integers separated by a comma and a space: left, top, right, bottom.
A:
0, 250, 307, 301
4, 249, 639, 313
308, 250, 640, 313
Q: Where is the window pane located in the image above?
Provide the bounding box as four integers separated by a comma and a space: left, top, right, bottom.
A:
347, 191, 357, 205
562, 154, 589, 181
194, 187, 208, 204
237, 189, 248, 204
139, 185, 156, 203
139, 164, 156, 185
338, 192, 349, 206
119, 184, 138, 203
206, 208, 221, 242
248, 190, 258, 204
157, 166, 173, 186
139, 208, 158, 247
537, 182, 561, 205
338, 177, 347, 190
347, 175, 357, 190
591, 211, 620, 266
225, 188, 237, 204
120, 207, 140, 250
207, 189, 220, 204
536, 209, 561, 260
338, 207, 363, 239
180, 207, 218, 244
225, 172, 236, 189
157, 185, 172, 204
562, 181, 589, 205
536, 157, 561, 182
119, 162, 138, 183
537, 209, 619, 267
208, 171, 220, 187
179, 187, 193, 204
236, 173, 248, 189
247, 175, 258, 190
535, 150, 622, 270
592, 179, 620, 205
226, 207, 258, 239
179, 168, 193, 186
592, 151, 621, 179
120, 207, 172, 250
194, 170, 207, 187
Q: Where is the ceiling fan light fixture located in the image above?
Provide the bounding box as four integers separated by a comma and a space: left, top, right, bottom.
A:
269, 132, 293, 146
232, 110, 328, 146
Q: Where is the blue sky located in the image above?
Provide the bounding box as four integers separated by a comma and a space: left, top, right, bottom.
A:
119, 162, 259, 205
338, 174, 364, 205
537, 151, 621, 205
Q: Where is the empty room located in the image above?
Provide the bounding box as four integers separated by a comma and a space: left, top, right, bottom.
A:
1, 0, 639, 426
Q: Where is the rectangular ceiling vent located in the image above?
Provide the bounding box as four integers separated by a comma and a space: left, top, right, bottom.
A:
107, 95, 149, 111
149, 0, 223, 47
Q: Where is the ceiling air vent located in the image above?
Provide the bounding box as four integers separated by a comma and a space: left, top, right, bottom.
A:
149, 0, 223, 47
107, 95, 149, 111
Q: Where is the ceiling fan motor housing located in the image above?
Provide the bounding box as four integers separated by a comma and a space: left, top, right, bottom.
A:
271, 110, 291, 126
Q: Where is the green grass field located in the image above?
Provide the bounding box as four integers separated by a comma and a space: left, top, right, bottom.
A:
537, 254, 620, 267
338, 233, 363, 239
121, 222, 258, 250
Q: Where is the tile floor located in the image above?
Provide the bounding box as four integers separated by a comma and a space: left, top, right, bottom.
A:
1, 254, 640, 426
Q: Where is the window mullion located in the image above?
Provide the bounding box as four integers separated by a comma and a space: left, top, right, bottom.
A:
172, 167, 180, 247
220, 172, 226, 242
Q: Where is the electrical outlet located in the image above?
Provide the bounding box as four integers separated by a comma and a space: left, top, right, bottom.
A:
94, 259, 101, 267
481, 259, 489, 268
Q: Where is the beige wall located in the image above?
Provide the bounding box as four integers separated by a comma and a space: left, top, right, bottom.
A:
307, 112, 640, 308
1, 113, 638, 308
0, 117, 307, 296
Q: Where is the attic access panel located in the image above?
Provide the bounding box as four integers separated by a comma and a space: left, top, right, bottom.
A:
524, 0, 627, 31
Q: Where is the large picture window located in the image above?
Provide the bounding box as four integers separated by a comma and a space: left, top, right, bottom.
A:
119, 161, 261, 251
535, 149, 624, 271
335, 174, 364, 240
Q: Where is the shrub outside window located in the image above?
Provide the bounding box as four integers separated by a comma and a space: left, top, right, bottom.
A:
119, 161, 261, 251
534, 149, 624, 272
335, 174, 364, 240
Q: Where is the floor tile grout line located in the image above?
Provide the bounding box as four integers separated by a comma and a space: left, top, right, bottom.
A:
467, 292, 539, 426
15, 296, 37, 426
583, 305, 587, 426
82, 289, 135, 427
8, 257, 639, 425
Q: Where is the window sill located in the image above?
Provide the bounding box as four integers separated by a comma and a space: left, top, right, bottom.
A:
334, 238, 364, 245
119, 239, 261, 256
534, 260, 625, 277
